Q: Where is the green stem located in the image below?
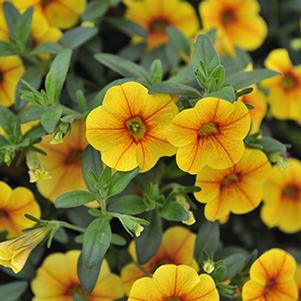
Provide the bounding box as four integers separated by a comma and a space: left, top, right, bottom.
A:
58, 221, 85, 233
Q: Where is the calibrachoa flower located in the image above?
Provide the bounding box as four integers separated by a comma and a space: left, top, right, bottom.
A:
86, 81, 178, 173
0, 181, 41, 238
36, 121, 88, 202
240, 88, 267, 133
261, 158, 301, 233
262, 48, 301, 121
0, 56, 24, 107
124, 0, 199, 50
167, 97, 251, 174
31, 250, 124, 301
13, 0, 87, 29
0, 227, 50, 273
194, 149, 271, 221
128, 264, 219, 301
242, 249, 298, 301
121, 226, 197, 294
199, 0, 267, 55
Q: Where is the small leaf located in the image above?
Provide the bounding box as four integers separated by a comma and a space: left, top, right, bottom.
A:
260, 137, 287, 154
0, 281, 28, 301
135, 210, 162, 264
208, 85, 236, 102
78, 217, 111, 292
15, 7, 33, 46
0, 41, 18, 56
111, 233, 127, 246
19, 105, 47, 123
31, 42, 64, 55
55, 190, 96, 209
40, 106, 63, 133
223, 254, 246, 279
108, 195, 147, 215
3, 2, 20, 39
150, 59, 163, 85
0, 107, 21, 138
81, 0, 110, 21
159, 201, 189, 222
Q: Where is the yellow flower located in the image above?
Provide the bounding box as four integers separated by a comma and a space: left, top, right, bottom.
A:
262, 49, 301, 121
0, 181, 41, 238
124, 0, 199, 50
121, 226, 197, 295
194, 149, 271, 221
240, 88, 267, 133
128, 264, 219, 301
14, 0, 87, 29
199, 0, 267, 55
31, 250, 124, 301
295, 265, 301, 300
242, 249, 298, 301
167, 97, 251, 174
86, 81, 178, 173
35, 121, 88, 202
0, 227, 50, 273
261, 158, 301, 233
0, 56, 24, 107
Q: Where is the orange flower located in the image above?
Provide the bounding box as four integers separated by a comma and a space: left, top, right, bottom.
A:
242, 248, 298, 301
262, 49, 301, 121
261, 158, 301, 233
199, 0, 267, 56
124, 0, 199, 50
31, 250, 124, 301
0, 56, 24, 107
240, 88, 267, 133
194, 149, 271, 221
128, 264, 219, 301
0, 181, 40, 238
13, 0, 87, 29
121, 226, 197, 294
167, 97, 251, 174
36, 121, 88, 202
86, 81, 178, 173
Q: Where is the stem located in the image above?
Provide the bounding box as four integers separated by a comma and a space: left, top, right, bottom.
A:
99, 198, 107, 212
58, 221, 85, 233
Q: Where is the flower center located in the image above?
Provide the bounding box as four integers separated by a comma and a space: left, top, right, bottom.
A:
282, 185, 300, 200
221, 173, 240, 187
126, 117, 146, 141
0, 72, 3, 82
65, 149, 83, 164
0, 209, 8, 217
199, 122, 219, 137
67, 284, 88, 300
42, 0, 50, 7
165, 298, 182, 301
282, 73, 298, 90
264, 278, 277, 296
149, 18, 169, 33
221, 9, 235, 25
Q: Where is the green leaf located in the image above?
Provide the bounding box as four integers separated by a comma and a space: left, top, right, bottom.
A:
166, 26, 190, 56
19, 105, 47, 123
169, 65, 195, 84
82, 145, 103, 192
60, 27, 98, 49
0, 107, 21, 138
223, 254, 246, 279
107, 168, 139, 198
149, 82, 202, 98
3, 2, 20, 39
81, 0, 110, 20
150, 59, 163, 85
194, 221, 220, 258
55, 190, 96, 209
260, 137, 287, 154
45, 49, 72, 104
108, 195, 147, 215
159, 201, 189, 222
73, 293, 86, 301
111, 233, 127, 246
226, 69, 279, 90
0, 281, 28, 301
31, 42, 64, 55
208, 85, 236, 102
135, 210, 162, 264
15, 7, 33, 46
0, 41, 18, 56
40, 106, 63, 133
94, 53, 150, 82
78, 217, 111, 292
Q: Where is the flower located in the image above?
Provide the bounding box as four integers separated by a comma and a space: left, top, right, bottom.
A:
124, 0, 199, 50
261, 158, 301, 233
86, 81, 178, 173
13, 0, 87, 29
167, 97, 251, 174
35, 121, 88, 202
0, 227, 50, 273
0, 55, 24, 107
242, 248, 298, 301
194, 149, 271, 221
199, 0, 267, 56
240, 88, 267, 133
31, 250, 124, 301
121, 226, 197, 294
295, 265, 301, 300
262, 48, 301, 121
0, 181, 41, 238
128, 264, 219, 301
